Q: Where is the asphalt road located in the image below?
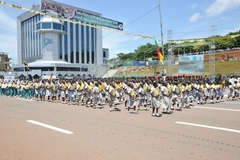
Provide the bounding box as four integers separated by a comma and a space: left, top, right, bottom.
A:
0, 96, 239, 160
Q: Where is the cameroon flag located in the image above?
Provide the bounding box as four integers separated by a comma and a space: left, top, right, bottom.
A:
154, 39, 164, 65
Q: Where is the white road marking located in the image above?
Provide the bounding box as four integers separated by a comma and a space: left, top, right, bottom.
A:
194, 106, 240, 112
176, 121, 240, 134
27, 120, 73, 134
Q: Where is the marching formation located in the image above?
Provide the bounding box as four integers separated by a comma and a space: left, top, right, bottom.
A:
0, 75, 240, 117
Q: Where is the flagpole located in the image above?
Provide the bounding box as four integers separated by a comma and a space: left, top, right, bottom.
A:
158, 0, 167, 80
158, 0, 164, 69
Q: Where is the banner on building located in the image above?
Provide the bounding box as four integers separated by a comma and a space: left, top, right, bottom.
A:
41, 0, 123, 31
178, 55, 204, 74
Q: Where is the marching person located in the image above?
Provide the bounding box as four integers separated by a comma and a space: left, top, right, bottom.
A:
126, 83, 138, 114
195, 81, 204, 104
51, 80, 58, 103
67, 80, 76, 105
171, 81, 181, 110
137, 82, 147, 111
92, 82, 100, 109
108, 82, 118, 111
161, 81, 171, 113
150, 82, 161, 116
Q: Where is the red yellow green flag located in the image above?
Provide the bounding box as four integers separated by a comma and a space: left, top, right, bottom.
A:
49, 74, 53, 81
154, 39, 164, 65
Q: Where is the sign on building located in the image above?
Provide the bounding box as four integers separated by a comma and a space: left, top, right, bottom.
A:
41, 0, 124, 31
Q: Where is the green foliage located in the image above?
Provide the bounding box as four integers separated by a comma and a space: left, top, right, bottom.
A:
215, 36, 236, 49
227, 30, 240, 36
115, 31, 240, 62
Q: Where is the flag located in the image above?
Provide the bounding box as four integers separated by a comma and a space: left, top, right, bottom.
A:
22, 61, 30, 71
154, 39, 164, 65
49, 74, 53, 81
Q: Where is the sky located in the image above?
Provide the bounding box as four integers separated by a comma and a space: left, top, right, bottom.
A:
0, 0, 240, 63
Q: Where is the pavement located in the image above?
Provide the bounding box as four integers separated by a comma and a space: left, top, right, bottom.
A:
0, 96, 239, 160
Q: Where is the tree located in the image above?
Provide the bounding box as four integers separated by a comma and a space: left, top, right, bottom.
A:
114, 30, 240, 63
215, 36, 236, 49
134, 43, 156, 61
193, 42, 209, 53
227, 30, 240, 36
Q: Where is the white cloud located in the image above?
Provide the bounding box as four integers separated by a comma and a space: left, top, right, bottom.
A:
189, 13, 202, 22
191, 3, 198, 9
205, 0, 240, 16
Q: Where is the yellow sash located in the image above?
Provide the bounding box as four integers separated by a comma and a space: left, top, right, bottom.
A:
64, 84, 68, 89
211, 84, 215, 89
179, 83, 183, 92
16, 84, 20, 89
35, 83, 39, 89
88, 85, 93, 91
154, 88, 159, 97
80, 83, 84, 90
168, 85, 173, 93
24, 85, 29, 90
131, 89, 136, 97
144, 86, 148, 91
99, 83, 106, 92
110, 87, 117, 96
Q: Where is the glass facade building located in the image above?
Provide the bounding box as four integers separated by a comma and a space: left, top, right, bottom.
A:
15, 3, 109, 78
17, 4, 103, 65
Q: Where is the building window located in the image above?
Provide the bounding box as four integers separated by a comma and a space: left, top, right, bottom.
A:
76, 24, 79, 63
36, 23, 40, 30
86, 26, 90, 64
91, 27, 95, 63
81, 25, 84, 63
82, 68, 88, 72
53, 23, 61, 30
30, 67, 54, 71
56, 67, 80, 71
59, 35, 62, 59
70, 23, 74, 63
103, 51, 106, 58
64, 21, 68, 62
42, 22, 51, 29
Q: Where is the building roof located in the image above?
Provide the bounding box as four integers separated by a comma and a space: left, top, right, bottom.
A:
38, 17, 62, 24
28, 60, 71, 67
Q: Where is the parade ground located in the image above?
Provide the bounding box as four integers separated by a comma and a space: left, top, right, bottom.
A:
0, 96, 239, 160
